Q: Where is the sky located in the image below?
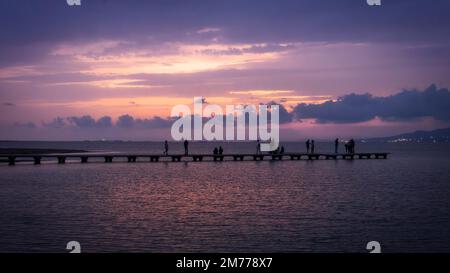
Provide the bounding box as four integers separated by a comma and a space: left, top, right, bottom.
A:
1, 0, 450, 140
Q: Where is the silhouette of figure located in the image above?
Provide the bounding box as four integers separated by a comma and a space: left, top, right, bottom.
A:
311, 140, 315, 154
256, 140, 261, 154
164, 140, 169, 155
306, 139, 310, 153
280, 146, 285, 154
213, 147, 218, 155
349, 139, 355, 154
218, 146, 223, 155
334, 138, 339, 154
183, 139, 189, 155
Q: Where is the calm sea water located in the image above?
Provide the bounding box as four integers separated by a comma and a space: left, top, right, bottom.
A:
1, 141, 450, 253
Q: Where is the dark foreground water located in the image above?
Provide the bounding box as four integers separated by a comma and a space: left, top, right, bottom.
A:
1, 141, 450, 253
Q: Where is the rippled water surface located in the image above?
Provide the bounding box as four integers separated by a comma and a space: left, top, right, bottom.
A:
1, 141, 450, 252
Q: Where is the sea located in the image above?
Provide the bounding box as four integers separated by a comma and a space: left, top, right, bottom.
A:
1, 141, 450, 253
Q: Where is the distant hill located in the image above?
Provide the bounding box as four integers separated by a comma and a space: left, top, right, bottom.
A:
367, 127, 450, 143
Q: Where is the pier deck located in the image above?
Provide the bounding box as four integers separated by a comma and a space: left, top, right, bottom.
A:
1, 152, 390, 165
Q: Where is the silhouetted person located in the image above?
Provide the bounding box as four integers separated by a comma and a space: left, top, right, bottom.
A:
256, 140, 261, 154
306, 139, 310, 153
213, 147, 218, 155
218, 146, 223, 155
183, 139, 189, 155
334, 138, 339, 154
164, 140, 169, 155
311, 140, 315, 154
349, 139, 355, 154
280, 146, 285, 154
345, 141, 350, 154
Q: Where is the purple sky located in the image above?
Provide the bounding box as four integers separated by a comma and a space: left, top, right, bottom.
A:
1, 0, 450, 140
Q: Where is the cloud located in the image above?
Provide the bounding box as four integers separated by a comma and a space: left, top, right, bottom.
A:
266, 101, 294, 124
3, 102, 15, 106
67, 115, 97, 128
2, 0, 450, 68
41, 114, 174, 130
96, 116, 113, 128
9, 85, 450, 136
196, 27, 221, 34
43, 117, 67, 129
230, 90, 294, 96
135, 116, 176, 129
67, 115, 113, 128
116, 114, 135, 128
116, 114, 175, 129
13, 121, 36, 129
293, 85, 450, 123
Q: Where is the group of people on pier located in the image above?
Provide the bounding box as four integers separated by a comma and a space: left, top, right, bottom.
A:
163, 138, 357, 155
213, 146, 224, 155
344, 139, 356, 154
333, 138, 356, 154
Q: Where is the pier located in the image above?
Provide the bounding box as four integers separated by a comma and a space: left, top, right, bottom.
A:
1, 152, 389, 165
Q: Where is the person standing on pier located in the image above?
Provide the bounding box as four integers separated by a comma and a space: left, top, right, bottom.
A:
306, 139, 310, 154
349, 139, 355, 154
311, 140, 315, 154
184, 139, 189, 155
164, 140, 169, 155
256, 140, 261, 154
334, 138, 339, 154
218, 146, 223, 155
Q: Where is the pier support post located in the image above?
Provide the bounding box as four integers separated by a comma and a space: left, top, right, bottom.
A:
375, 153, 387, 159
8, 156, 16, 166
104, 156, 113, 163
194, 156, 203, 161
253, 155, 264, 161
57, 156, 66, 164
81, 156, 88, 163
150, 156, 160, 162
344, 154, 354, 160
33, 156, 42, 165
193, 156, 204, 161
272, 155, 283, 160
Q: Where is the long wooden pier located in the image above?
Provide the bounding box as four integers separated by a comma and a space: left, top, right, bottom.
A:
1, 152, 389, 165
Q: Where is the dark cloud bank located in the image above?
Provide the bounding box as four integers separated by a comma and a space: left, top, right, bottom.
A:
18, 85, 450, 130
2, 0, 450, 67
43, 115, 175, 130
293, 84, 450, 123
